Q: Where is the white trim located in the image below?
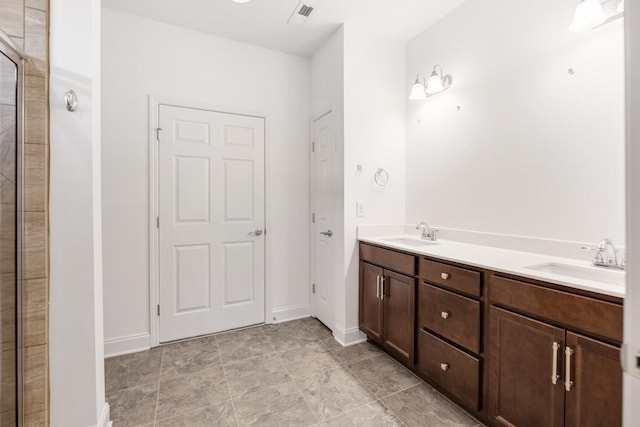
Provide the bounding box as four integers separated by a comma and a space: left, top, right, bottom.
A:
332, 323, 366, 347
104, 333, 151, 358
148, 95, 271, 346
271, 304, 311, 323
95, 402, 112, 427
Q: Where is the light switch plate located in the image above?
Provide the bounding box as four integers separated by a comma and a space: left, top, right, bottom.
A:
356, 201, 365, 217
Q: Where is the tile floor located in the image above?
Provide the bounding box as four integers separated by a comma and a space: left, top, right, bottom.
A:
105, 318, 483, 427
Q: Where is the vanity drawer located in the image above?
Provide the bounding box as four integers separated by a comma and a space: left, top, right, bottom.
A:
418, 329, 480, 411
359, 243, 415, 276
419, 284, 481, 354
490, 275, 623, 343
419, 259, 481, 297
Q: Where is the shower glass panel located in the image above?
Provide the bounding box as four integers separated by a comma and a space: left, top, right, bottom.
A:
0, 37, 23, 427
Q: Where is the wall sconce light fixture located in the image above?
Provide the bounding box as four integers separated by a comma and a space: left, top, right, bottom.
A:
570, 0, 624, 32
409, 65, 452, 100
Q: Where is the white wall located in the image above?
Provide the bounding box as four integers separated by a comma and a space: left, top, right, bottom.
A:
406, 0, 625, 245
624, 0, 640, 424
50, 0, 108, 425
309, 24, 406, 344
341, 25, 406, 340
101, 9, 311, 354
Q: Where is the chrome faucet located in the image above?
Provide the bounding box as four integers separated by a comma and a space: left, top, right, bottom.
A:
416, 222, 438, 241
581, 238, 625, 270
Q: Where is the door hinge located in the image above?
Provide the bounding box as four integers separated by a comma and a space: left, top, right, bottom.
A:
312, 213, 315, 223
312, 141, 315, 153
312, 283, 316, 294
156, 216, 160, 228
156, 127, 163, 141
157, 304, 160, 316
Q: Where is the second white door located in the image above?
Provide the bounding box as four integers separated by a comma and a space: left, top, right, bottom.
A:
158, 105, 265, 343
311, 111, 336, 330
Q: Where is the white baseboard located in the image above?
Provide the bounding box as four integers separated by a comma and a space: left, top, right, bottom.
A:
104, 332, 151, 358
270, 304, 311, 323
333, 323, 366, 347
96, 402, 112, 427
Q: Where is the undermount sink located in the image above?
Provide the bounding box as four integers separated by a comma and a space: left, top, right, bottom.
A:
383, 237, 439, 247
526, 262, 625, 286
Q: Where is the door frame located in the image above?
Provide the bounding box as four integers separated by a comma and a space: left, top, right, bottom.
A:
148, 95, 271, 347
309, 107, 336, 330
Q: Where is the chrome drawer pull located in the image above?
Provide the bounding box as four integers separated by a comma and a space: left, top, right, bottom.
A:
440, 362, 449, 372
551, 342, 560, 385
565, 346, 574, 391
441, 311, 450, 320
380, 277, 385, 300
376, 275, 380, 299
441, 273, 450, 280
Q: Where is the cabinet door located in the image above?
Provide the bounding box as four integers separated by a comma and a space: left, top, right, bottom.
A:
359, 261, 383, 344
565, 332, 622, 427
489, 307, 565, 427
382, 270, 416, 365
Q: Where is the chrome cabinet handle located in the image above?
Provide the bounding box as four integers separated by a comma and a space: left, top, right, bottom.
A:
320, 230, 333, 237
565, 346, 574, 391
440, 362, 449, 372
380, 276, 385, 300
441, 311, 450, 320
552, 342, 560, 385
441, 273, 450, 280
376, 275, 380, 299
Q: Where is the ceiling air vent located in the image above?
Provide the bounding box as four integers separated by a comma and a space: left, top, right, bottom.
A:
287, 1, 316, 26
298, 5, 314, 17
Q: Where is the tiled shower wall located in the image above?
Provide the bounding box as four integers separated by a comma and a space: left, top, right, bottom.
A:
0, 0, 49, 426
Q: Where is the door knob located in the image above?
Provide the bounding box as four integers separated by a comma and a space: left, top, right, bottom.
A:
250, 229, 263, 236
320, 230, 333, 237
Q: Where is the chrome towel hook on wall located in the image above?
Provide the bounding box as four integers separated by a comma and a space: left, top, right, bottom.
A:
65, 90, 78, 112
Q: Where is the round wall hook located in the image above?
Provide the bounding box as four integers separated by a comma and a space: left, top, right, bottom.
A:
65, 90, 78, 112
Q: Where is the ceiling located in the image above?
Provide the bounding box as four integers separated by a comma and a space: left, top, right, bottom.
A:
102, 0, 468, 57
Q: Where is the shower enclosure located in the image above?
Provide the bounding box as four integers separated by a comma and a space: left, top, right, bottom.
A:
0, 29, 26, 426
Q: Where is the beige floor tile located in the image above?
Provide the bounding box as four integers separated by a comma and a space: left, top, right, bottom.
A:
107, 382, 158, 427
295, 366, 375, 421
382, 383, 477, 427
316, 401, 404, 427
156, 367, 229, 421
348, 353, 420, 399
105, 347, 162, 394
232, 381, 317, 427
155, 401, 236, 427
224, 353, 290, 397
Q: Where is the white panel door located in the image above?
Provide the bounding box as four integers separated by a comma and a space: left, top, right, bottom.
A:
158, 105, 265, 342
311, 111, 335, 330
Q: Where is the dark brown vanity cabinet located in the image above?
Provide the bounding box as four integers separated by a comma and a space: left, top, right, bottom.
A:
358, 242, 624, 427
488, 276, 623, 427
359, 244, 416, 366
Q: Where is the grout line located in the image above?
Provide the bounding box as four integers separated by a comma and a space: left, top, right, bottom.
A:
152, 346, 165, 426
216, 336, 241, 427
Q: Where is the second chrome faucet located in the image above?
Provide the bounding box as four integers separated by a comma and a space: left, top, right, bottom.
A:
581, 238, 625, 270
416, 222, 439, 241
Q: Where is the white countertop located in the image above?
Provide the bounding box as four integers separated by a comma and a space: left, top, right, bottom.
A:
359, 234, 625, 299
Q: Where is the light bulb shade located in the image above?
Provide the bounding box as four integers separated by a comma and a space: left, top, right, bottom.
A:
570, 0, 607, 32
409, 80, 426, 100
425, 73, 445, 95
